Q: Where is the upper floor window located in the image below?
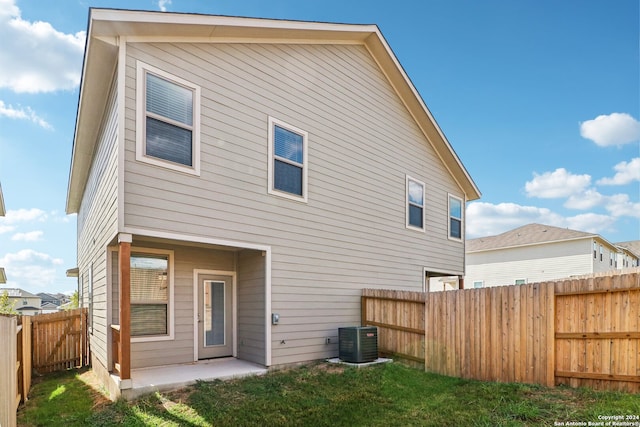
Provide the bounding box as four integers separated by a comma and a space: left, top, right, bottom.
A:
136, 62, 201, 175
268, 117, 308, 202
593, 242, 597, 259
448, 194, 463, 240
406, 176, 425, 231
600, 245, 603, 261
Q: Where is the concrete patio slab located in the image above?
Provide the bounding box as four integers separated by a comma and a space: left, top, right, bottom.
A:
122, 357, 267, 400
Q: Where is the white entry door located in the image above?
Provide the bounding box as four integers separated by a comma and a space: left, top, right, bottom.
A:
198, 275, 233, 359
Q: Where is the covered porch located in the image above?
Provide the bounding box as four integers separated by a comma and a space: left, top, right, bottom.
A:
107, 232, 271, 399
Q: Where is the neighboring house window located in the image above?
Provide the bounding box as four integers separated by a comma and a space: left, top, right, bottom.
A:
406, 176, 425, 231
515, 279, 526, 285
130, 252, 173, 339
268, 117, 308, 202
610, 253, 614, 267
136, 62, 201, 175
600, 245, 603, 261
473, 281, 484, 289
448, 194, 463, 240
593, 242, 597, 259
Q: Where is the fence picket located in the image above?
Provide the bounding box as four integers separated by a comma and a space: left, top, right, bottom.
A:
363, 268, 640, 393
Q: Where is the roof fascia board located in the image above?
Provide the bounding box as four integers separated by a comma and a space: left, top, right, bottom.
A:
90, 8, 377, 33
0, 182, 5, 216
363, 31, 481, 200
66, 34, 119, 213
122, 35, 364, 45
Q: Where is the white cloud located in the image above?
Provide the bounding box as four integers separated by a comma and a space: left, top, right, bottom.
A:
158, 0, 172, 12
564, 189, 605, 210
605, 193, 640, 219
0, 0, 85, 93
466, 202, 563, 238
1, 208, 48, 224
0, 225, 15, 234
11, 230, 43, 241
0, 100, 52, 129
466, 201, 616, 238
525, 168, 591, 199
564, 213, 616, 234
0, 249, 63, 289
597, 158, 640, 186
580, 113, 640, 147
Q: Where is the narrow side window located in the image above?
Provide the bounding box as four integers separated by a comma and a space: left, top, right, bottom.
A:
406, 176, 425, 231
448, 194, 463, 240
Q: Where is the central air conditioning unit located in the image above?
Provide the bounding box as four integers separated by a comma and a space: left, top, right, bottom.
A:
338, 326, 378, 363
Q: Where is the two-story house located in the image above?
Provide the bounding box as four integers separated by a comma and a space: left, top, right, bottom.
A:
66, 9, 480, 399
465, 223, 639, 288
0, 288, 42, 315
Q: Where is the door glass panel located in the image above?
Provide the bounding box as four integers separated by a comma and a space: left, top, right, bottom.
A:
204, 281, 225, 346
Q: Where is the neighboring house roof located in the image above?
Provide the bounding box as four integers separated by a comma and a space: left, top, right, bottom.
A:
38, 292, 62, 305
0, 268, 5, 284
616, 240, 640, 258
40, 301, 60, 310
466, 223, 602, 253
0, 287, 39, 298
66, 9, 481, 214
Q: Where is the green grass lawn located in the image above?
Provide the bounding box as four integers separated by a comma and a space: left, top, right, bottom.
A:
17, 362, 640, 427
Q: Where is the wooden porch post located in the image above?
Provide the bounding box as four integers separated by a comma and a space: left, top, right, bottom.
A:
118, 234, 131, 381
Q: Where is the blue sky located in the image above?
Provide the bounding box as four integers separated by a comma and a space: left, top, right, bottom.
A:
0, 0, 638, 294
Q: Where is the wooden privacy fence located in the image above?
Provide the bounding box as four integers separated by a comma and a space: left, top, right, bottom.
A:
362, 269, 640, 393
0, 315, 31, 427
31, 308, 89, 374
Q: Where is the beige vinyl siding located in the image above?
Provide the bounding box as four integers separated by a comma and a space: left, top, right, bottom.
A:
123, 240, 235, 369
236, 250, 265, 364
466, 239, 594, 287
122, 42, 466, 365
76, 74, 119, 369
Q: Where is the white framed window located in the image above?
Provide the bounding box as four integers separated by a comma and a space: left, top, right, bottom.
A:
515, 279, 527, 285
268, 117, 308, 202
600, 245, 603, 261
406, 175, 425, 231
136, 61, 201, 175
473, 281, 484, 289
593, 242, 597, 259
129, 248, 175, 342
448, 194, 463, 240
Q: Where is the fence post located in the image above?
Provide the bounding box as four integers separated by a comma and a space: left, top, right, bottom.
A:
0, 315, 17, 427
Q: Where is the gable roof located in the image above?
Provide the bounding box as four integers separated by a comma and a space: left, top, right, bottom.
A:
616, 241, 640, 258
0, 287, 39, 298
66, 8, 480, 213
466, 223, 601, 253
